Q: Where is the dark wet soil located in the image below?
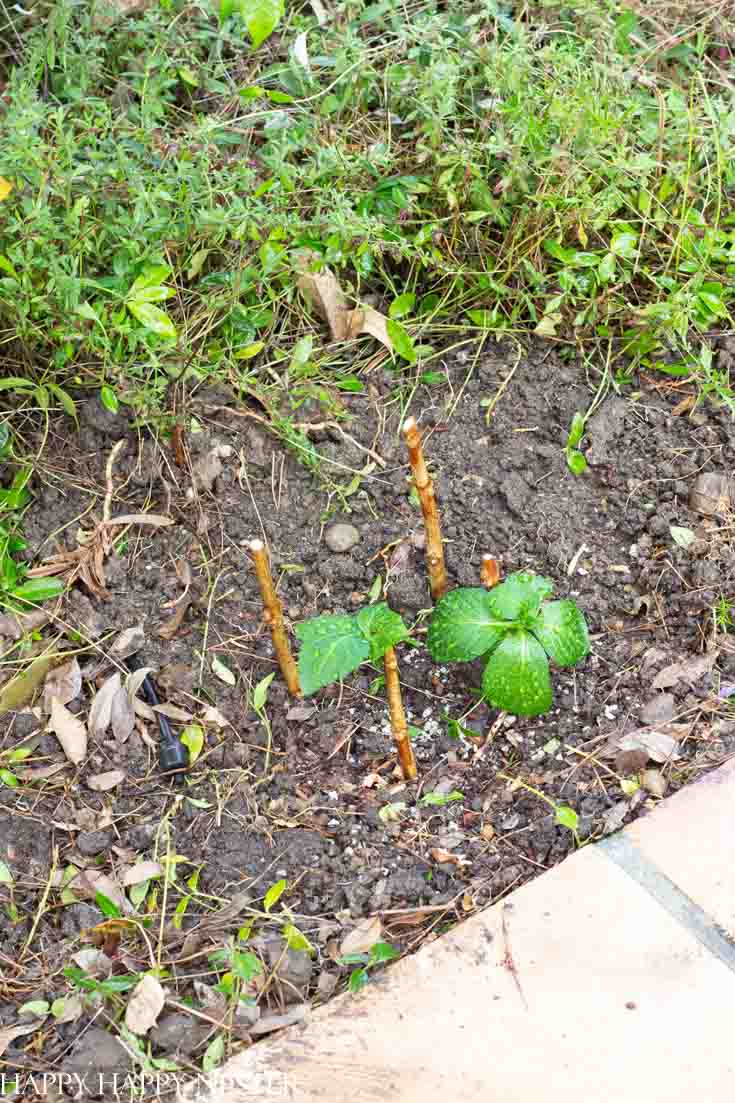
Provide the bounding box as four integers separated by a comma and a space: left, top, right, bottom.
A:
2, 336, 735, 1082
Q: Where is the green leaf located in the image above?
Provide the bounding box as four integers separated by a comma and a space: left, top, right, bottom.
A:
670, 525, 695, 548
18, 1000, 50, 1017
610, 231, 638, 259
348, 967, 369, 993
180, 724, 205, 764
482, 631, 552, 716
252, 671, 275, 712
566, 448, 587, 476
47, 383, 77, 419
427, 588, 506, 662
240, 0, 284, 48
219, 0, 235, 22
283, 922, 314, 954
0, 422, 10, 458
94, 891, 122, 919
12, 578, 65, 604
555, 804, 579, 832
234, 341, 265, 360
127, 301, 176, 338
0, 860, 13, 884
389, 293, 416, 319
356, 603, 408, 661
566, 412, 585, 449
202, 1034, 225, 1073
0, 768, 19, 787
419, 790, 464, 806
263, 878, 287, 912
530, 600, 589, 667
290, 334, 313, 371
100, 386, 119, 413
295, 614, 369, 695
369, 941, 400, 965
488, 572, 554, 622
211, 655, 236, 686
231, 949, 263, 982
386, 319, 416, 363
129, 265, 171, 294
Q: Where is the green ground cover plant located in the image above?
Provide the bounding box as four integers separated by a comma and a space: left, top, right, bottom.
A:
0, 0, 733, 431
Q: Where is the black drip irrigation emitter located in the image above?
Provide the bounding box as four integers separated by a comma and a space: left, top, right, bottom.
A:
126, 653, 189, 778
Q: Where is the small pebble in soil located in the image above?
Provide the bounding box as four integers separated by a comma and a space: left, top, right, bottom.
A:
324, 523, 360, 553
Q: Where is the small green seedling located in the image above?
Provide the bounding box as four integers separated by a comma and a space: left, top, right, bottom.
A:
295, 602, 416, 778
565, 411, 587, 475
339, 940, 400, 994
427, 572, 589, 717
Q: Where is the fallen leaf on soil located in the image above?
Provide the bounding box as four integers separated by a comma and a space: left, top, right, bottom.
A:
88, 673, 122, 735
126, 667, 154, 699
111, 624, 146, 660
17, 761, 70, 781
286, 705, 318, 722
651, 651, 717, 691
125, 974, 166, 1035
72, 947, 112, 974
52, 995, 83, 1024
154, 702, 193, 722
614, 726, 684, 763
339, 916, 382, 957
250, 1005, 308, 1036
688, 472, 734, 515
0, 648, 63, 716
0, 1021, 43, 1056
297, 254, 394, 353
641, 768, 667, 797
157, 598, 191, 640
87, 770, 125, 792
430, 847, 462, 865
211, 655, 236, 686
43, 657, 82, 712
75, 870, 128, 913
123, 860, 163, 886
48, 698, 87, 764
133, 697, 156, 721
111, 684, 136, 742
201, 705, 231, 727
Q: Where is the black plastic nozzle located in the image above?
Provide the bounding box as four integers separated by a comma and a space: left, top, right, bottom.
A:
126, 653, 189, 777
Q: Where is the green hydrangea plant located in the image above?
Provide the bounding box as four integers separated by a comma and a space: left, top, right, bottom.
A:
427, 572, 589, 717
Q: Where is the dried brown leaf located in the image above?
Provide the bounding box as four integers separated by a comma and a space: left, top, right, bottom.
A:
111, 685, 135, 742
154, 702, 193, 723
87, 769, 125, 792
297, 256, 393, 352
123, 860, 163, 887
124, 974, 166, 1035
111, 625, 146, 660
43, 657, 82, 713
157, 599, 191, 640
105, 513, 173, 527
0, 1021, 43, 1056
88, 673, 122, 735
339, 915, 382, 957
48, 698, 87, 764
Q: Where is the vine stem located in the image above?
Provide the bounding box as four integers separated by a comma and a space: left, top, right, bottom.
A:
402, 417, 447, 601
384, 645, 417, 780
248, 539, 301, 698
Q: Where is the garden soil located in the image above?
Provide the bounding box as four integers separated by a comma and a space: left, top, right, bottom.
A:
2, 336, 735, 1078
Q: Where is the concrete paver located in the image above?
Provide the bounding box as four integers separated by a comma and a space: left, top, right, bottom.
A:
192, 793, 735, 1103
624, 756, 735, 936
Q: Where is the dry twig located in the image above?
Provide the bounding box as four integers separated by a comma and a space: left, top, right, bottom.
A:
402, 417, 447, 600
248, 539, 301, 697
384, 645, 417, 780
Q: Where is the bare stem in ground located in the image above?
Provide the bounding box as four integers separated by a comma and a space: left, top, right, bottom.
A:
384, 645, 417, 780
481, 555, 500, 588
402, 416, 447, 601
248, 539, 301, 698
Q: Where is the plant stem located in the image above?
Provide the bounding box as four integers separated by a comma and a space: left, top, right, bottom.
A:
248, 539, 301, 698
383, 645, 417, 780
402, 417, 447, 601
481, 555, 500, 588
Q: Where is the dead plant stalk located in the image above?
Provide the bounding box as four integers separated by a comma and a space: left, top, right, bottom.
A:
402, 417, 447, 600
248, 539, 301, 697
384, 645, 417, 780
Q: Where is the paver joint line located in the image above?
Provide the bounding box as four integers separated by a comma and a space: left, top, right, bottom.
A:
600, 832, 735, 974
